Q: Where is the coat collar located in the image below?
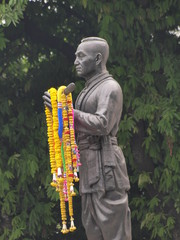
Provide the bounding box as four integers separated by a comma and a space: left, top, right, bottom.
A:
85, 71, 112, 88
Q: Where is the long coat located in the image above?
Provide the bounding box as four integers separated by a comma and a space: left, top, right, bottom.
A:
74, 71, 130, 195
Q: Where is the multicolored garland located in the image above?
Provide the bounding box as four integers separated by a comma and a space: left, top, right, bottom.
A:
45, 86, 80, 234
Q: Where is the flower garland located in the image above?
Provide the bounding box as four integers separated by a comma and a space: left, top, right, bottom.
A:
44, 85, 80, 234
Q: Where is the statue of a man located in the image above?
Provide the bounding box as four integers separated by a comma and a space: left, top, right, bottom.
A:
73, 37, 131, 240
43, 37, 131, 240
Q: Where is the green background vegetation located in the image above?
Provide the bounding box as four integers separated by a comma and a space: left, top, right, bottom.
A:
0, 0, 180, 239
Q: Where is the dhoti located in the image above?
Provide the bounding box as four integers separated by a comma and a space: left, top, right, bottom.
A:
81, 190, 131, 240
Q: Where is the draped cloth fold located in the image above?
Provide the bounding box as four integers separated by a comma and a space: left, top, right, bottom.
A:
82, 190, 131, 240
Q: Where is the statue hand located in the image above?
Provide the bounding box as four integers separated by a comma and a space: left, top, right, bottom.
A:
42, 91, 52, 111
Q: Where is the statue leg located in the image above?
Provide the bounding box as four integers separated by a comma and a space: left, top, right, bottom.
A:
81, 194, 104, 240
91, 190, 132, 240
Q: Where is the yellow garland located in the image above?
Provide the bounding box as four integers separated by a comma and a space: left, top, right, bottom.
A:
44, 85, 79, 234
50, 88, 63, 178
45, 106, 56, 176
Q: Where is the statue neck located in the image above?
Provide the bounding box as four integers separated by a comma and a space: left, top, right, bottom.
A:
84, 66, 107, 81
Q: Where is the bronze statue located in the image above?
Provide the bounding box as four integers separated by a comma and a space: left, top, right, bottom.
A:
43, 37, 131, 240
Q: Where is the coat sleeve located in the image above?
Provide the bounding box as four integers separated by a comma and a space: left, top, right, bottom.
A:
74, 80, 123, 136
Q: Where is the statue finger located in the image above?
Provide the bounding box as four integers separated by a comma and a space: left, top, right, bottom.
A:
44, 91, 50, 98
42, 95, 51, 104
44, 101, 52, 111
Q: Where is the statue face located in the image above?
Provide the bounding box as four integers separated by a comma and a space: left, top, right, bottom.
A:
74, 42, 97, 80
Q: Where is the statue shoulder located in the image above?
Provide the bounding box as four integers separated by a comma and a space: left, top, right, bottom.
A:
101, 77, 122, 94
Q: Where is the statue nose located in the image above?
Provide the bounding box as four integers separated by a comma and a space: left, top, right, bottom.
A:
74, 58, 79, 66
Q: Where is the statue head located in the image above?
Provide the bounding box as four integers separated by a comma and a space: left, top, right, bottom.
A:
74, 37, 109, 80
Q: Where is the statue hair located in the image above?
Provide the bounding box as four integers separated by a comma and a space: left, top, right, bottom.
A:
81, 37, 109, 64
81, 37, 107, 44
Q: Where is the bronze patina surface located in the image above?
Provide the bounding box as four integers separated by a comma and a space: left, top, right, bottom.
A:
74, 37, 131, 240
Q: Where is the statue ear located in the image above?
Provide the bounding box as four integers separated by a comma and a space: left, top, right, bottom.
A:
95, 53, 102, 65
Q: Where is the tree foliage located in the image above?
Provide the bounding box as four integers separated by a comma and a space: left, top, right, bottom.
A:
0, 0, 180, 239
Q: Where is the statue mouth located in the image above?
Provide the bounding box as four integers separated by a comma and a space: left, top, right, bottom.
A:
75, 67, 82, 72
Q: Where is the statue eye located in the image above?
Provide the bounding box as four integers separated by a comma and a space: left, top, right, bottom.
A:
78, 52, 85, 58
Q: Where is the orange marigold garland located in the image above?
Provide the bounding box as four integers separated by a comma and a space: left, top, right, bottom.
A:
44, 85, 80, 234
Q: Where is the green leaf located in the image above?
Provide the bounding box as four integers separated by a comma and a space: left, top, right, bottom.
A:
0, 29, 9, 50
2, 190, 17, 215
82, 0, 87, 8
138, 172, 152, 189
4, 171, 14, 179
46, 184, 59, 201
9, 0, 16, 6
148, 196, 160, 210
